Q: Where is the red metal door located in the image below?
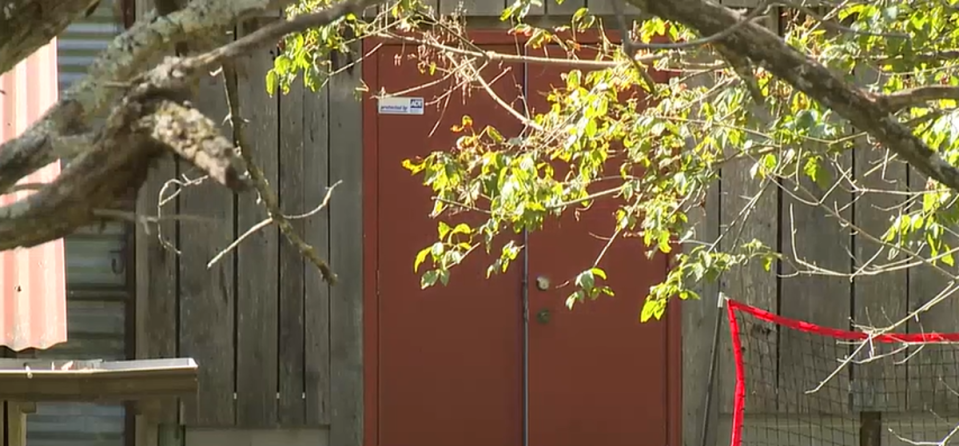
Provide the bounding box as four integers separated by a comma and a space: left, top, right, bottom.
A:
523, 49, 673, 446
367, 35, 677, 446
373, 41, 526, 446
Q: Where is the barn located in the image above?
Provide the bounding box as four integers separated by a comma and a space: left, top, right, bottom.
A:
4, 0, 959, 446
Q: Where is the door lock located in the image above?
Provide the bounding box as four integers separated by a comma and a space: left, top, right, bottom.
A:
535, 275, 550, 291
536, 308, 551, 325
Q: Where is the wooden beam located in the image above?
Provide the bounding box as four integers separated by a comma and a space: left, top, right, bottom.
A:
329, 39, 365, 446
0, 358, 198, 401
851, 64, 908, 412
304, 74, 332, 427
681, 47, 722, 446
277, 44, 308, 428
5, 401, 34, 446
178, 54, 237, 426
136, 399, 161, 446
134, 0, 180, 427
235, 17, 281, 428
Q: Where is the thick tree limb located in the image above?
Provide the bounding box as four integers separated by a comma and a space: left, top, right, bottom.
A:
0, 75, 240, 249
632, 0, 959, 192
0, 0, 99, 75
0, 0, 376, 251
0, 0, 296, 196
137, 98, 248, 190
876, 86, 959, 112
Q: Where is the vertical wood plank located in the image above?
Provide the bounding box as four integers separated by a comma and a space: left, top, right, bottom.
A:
179, 59, 236, 427
720, 0, 766, 7
277, 65, 308, 427
717, 11, 780, 415
544, 0, 584, 18
5, 402, 31, 446
235, 19, 280, 428
134, 0, 180, 427
135, 401, 161, 446
329, 43, 365, 446
682, 183, 721, 446
304, 82, 332, 425
680, 48, 722, 446
419, 0, 440, 16
440, 0, 504, 17
584, 0, 638, 18
778, 151, 853, 413
851, 123, 908, 411
718, 130, 779, 414
907, 168, 959, 413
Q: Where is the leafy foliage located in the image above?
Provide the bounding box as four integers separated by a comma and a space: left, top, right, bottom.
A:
271, 0, 959, 322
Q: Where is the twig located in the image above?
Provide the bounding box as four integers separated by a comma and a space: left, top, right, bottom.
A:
213, 59, 338, 284
283, 180, 343, 219
207, 217, 273, 268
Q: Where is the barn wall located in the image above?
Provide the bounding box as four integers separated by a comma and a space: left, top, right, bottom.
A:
130, 1, 953, 446
133, 1, 362, 443
677, 5, 954, 446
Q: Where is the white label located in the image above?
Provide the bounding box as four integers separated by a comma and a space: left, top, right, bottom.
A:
378, 97, 424, 115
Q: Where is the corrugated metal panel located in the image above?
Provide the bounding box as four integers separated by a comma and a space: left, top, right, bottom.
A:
0, 39, 69, 352
56, 1, 122, 93
24, 1, 130, 445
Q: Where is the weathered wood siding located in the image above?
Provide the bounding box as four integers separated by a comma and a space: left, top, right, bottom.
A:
129, 1, 951, 446
680, 4, 956, 446
135, 15, 363, 438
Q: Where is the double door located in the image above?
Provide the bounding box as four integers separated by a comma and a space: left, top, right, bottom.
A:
371, 38, 675, 446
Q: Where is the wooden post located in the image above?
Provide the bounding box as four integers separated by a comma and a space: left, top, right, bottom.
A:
859, 411, 882, 446
136, 400, 162, 446
5, 401, 36, 446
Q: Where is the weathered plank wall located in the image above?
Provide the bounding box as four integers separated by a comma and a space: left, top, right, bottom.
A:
135, 7, 363, 441
680, 5, 959, 446
129, 1, 952, 446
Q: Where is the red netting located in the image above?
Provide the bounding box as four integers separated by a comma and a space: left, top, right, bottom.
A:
724, 299, 959, 446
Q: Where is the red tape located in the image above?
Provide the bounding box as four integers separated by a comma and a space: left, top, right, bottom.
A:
723, 298, 959, 446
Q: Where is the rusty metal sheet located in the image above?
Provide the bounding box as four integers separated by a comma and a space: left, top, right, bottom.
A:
0, 39, 68, 352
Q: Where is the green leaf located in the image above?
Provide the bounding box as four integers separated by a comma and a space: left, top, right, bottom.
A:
438, 269, 451, 286
575, 269, 595, 290
438, 221, 451, 240
265, 70, 278, 96
641, 299, 666, 322
566, 290, 585, 309
414, 247, 431, 272
421, 270, 439, 289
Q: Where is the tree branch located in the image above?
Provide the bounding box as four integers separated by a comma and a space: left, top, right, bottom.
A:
876, 85, 959, 112
0, 0, 99, 75
0, 0, 378, 251
633, 0, 959, 192
0, 80, 241, 249
219, 59, 340, 283
0, 0, 302, 196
